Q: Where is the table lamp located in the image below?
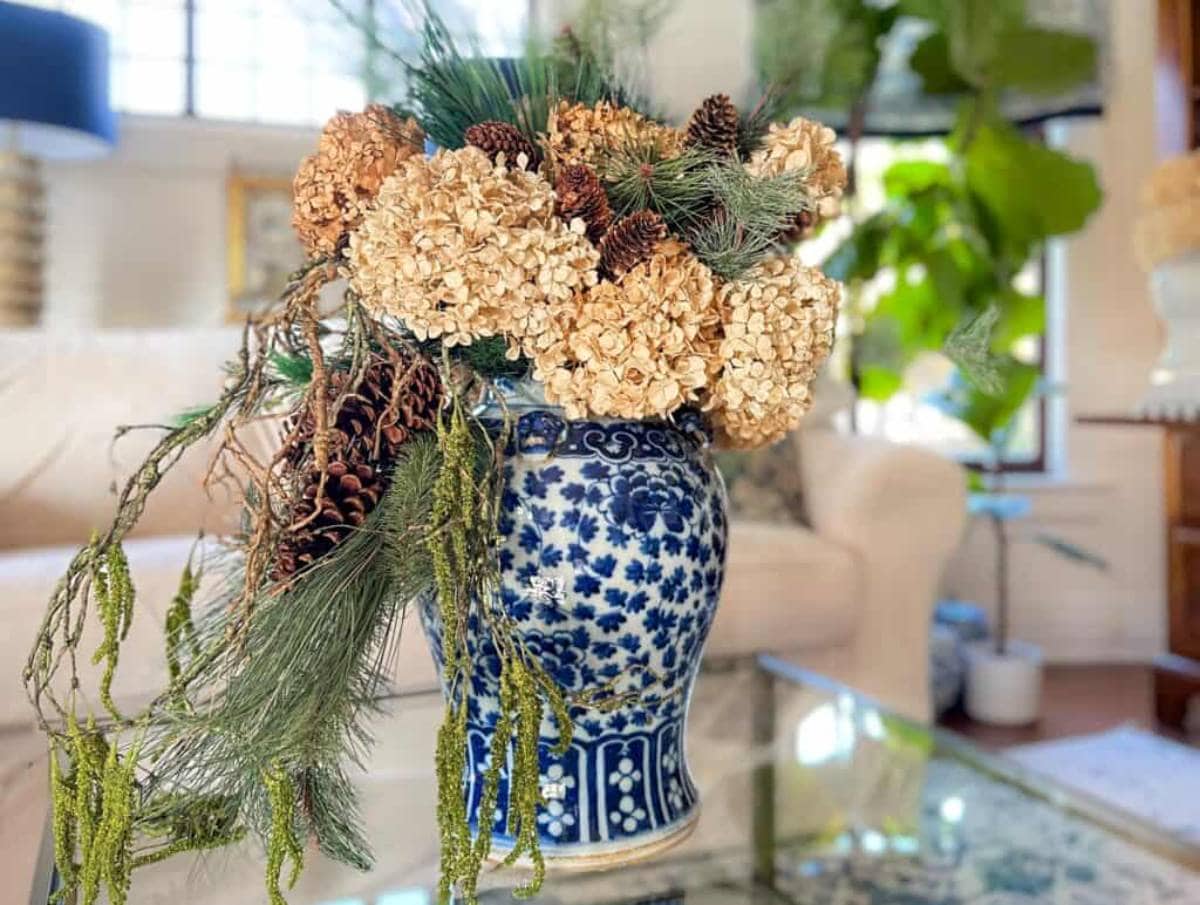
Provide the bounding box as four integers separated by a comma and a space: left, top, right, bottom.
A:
0, 1, 116, 325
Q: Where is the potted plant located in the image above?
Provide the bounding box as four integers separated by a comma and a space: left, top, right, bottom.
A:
959, 435, 1107, 726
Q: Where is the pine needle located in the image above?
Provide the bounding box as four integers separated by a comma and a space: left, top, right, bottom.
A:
603, 143, 719, 234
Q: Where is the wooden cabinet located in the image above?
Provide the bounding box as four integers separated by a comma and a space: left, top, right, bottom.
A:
1147, 0, 1200, 729
1156, 0, 1200, 153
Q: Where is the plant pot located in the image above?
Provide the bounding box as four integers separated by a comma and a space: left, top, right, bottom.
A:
964, 640, 1044, 726
419, 402, 728, 869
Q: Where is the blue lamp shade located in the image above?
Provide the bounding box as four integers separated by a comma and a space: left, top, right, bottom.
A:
0, 1, 116, 159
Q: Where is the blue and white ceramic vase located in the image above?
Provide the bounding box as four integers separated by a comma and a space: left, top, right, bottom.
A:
419, 381, 728, 868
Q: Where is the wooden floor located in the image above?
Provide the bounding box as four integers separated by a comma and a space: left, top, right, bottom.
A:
938, 663, 1189, 750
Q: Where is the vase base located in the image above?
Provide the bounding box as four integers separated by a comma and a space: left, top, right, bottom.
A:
488, 809, 699, 873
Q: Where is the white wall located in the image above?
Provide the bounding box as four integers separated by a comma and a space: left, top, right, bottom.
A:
42, 116, 318, 328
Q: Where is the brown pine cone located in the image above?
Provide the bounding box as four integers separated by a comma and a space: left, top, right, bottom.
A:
272, 353, 441, 581
464, 121, 542, 171
555, 164, 612, 243
778, 209, 817, 245
684, 94, 740, 157
599, 210, 668, 279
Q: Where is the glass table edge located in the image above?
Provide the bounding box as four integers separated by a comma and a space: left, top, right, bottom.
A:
756, 653, 1200, 873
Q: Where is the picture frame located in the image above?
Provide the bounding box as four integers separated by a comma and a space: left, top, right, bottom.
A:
225, 172, 304, 323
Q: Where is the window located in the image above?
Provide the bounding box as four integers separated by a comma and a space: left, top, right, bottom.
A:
802, 137, 1049, 471
21, 1, 529, 125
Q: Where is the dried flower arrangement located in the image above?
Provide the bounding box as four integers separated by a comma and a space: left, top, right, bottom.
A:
24, 10, 846, 905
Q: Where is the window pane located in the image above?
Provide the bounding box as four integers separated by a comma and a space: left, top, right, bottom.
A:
121, 1, 184, 59
193, 64, 255, 121
113, 56, 186, 114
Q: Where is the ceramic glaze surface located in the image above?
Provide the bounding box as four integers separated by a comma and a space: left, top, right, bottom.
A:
419, 408, 728, 860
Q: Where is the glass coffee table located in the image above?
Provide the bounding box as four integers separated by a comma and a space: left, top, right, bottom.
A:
29, 655, 1200, 904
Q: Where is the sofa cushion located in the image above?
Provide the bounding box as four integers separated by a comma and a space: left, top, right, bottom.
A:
0, 535, 439, 729
709, 520, 861, 657
0, 329, 254, 550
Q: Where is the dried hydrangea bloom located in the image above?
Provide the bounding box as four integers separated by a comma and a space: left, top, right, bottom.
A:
347, 146, 599, 346
292, 104, 424, 257
708, 256, 840, 449
528, 240, 722, 420
542, 100, 684, 172
746, 116, 847, 223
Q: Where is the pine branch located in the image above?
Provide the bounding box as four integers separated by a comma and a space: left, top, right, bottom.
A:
602, 143, 718, 235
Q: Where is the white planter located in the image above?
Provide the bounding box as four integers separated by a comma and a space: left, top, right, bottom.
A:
964, 640, 1044, 726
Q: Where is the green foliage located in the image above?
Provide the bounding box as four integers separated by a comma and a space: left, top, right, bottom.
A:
269, 351, 314, 386
757, 0, 1103, 451
927, 361, 1040, 444
91, 542, 134, 723
458, 336, 530, 380
754, 0, 898, 112
603, 143, 718, 234
692, 163, 811, 278
426, 394, 571, 904
943, 306, 1004, 395
963, 115, 1103, 260
51, 715, 141, 905
264, 762, 304, 905
403, 2, 638, 149
164, 558, 201, 696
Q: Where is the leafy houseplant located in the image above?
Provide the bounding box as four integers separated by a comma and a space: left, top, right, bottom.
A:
24, 8, 851, 905
757, 0, 1105, 456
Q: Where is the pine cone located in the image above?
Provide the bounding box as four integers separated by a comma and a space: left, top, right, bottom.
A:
599, 210, 668, 279
778, 209, 817, 244
555, 164, 612, 243
273, 354, 441, 581
684, 94, 740, 157
464, 121, 542, 171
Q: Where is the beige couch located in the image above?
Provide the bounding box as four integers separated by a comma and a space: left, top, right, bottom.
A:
0, 329, 965, 728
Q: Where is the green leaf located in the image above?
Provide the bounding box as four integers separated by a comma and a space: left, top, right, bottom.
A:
991, 26, 1097, 96
965, 118, 1102, 250
823, 212, 891, 282
909, 31, 971, 95
871, 275, 963, 357
944, 0, 1025, 85
927, 357, 1039, 443
991, 290, 1045, 351
883, 160, 953, 197
1032, 533, 1108, 570
858, 364, 905, 401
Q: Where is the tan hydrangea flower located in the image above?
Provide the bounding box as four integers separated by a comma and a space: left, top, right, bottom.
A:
707, 256, 840, 449
746, 116, 847, 223
542, 100, 684, 172
347, 146, 599, 346
292, 104, 424, 257
527, 240, 722, 420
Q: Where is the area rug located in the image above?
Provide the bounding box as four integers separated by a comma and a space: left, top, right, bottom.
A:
1010, 725, 1200, 846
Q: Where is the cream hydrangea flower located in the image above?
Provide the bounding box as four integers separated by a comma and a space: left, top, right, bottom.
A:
542, 100, 684, 172
527, 240, 722, 420
746, 116, 847, 223
708, 256, 840, 448
347, 146, 599, 346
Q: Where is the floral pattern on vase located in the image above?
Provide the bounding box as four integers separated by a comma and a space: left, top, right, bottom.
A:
419, 406, 727, 862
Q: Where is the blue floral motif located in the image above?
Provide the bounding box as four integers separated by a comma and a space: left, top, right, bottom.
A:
420, 410, 727, 858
